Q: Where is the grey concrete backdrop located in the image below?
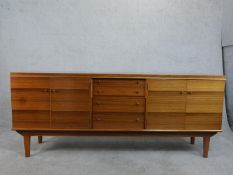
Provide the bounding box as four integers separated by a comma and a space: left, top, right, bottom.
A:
222, 0, 233, 129
222, 0, 233, 46
0, 0, 224, 128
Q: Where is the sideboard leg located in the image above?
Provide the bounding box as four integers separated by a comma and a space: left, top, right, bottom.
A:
190, 137, 195, 144
38, 136, 43, 144
203, 136, 210, 158
23, 135, 31, 157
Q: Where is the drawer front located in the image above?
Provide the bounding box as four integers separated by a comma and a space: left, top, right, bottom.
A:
93, 112, 144, 129
12, 111, 50, 129
51, 77, 90, 90
185, 113, 222, 130
94, 79, 145, 96
147, 92, 186, 112
93, 97, 145, 112
146, 113, 185, 130
11, 77, 50, 89
147, 79, 187, 91
187, 80, 225, 92
51, 111, 91, 129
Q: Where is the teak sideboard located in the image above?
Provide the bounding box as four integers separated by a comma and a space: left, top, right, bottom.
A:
10, 72, 225, 158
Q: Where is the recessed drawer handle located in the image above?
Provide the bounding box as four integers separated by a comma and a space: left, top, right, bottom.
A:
188, 91, 192, 95
135, 91, 139, 94
135, 102, 140, 106
96, 102, 101, 105
135, 118, 140, 122
96, 118, 102, 121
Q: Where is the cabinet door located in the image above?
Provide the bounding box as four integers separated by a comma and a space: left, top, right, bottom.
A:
186, 80, 225, 113
146, 79, 187, 130
50, 78, 92, 129
11, 77, 50, 129
147, 80, 187, 112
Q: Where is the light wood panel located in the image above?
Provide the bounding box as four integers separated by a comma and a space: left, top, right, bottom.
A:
93, 112, 144, 129
187, 80, 225, 92
146, 113, 185, 130
147, 92, 186, 112
94, 79, 145, 96
186, 92, 224, 113
185, 113, 222, 130
93, 97, 145, 113
147, 79, 187, 91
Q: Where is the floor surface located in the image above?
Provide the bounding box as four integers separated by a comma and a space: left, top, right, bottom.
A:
0, 115, 233, 175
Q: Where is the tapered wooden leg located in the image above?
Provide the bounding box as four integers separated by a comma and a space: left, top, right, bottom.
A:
190, 137, 195, 144
203, 136, 210, 158
38, 136, 43, 144
23, 135, 31, 157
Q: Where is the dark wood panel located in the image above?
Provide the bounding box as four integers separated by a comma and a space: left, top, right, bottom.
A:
51, 111, 91, 129
50, 77, 90, 90
51, 101, 91, 112
185, 113, 222, 130
146, 113, 185, 130
12, 110, 50, 129
11, 89, 50, 101
12, 100, 50, 110
51, 89, 90, 101
93, 112, 144, 129
93, 97, 145, 112
51, 90, 91, 112
11, 77, 50, 89
147, 92, 186, 112
94, 79, 145, 96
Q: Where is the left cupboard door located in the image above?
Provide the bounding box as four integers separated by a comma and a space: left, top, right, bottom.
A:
50, 77, 92, 129
11, 77, 51, 129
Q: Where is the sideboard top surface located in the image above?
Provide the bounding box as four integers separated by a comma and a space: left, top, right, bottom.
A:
11, 72, 225, 80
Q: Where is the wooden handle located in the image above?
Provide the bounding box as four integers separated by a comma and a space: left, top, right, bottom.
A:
135, 102, 140, 106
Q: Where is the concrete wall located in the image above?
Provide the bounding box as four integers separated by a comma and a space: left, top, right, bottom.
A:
222, 0, 233, 46
222, 0, 233, 128
0, 0, 223, 127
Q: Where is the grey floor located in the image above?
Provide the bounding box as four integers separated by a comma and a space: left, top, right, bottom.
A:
1, 115, 233, 175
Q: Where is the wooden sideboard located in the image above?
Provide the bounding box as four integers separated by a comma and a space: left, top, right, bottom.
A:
10, 72, 225, 158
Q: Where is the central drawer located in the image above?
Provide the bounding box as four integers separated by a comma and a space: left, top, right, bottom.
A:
93, 79, 145, 96
93, 112, 144, 129
93, 96, 145, 112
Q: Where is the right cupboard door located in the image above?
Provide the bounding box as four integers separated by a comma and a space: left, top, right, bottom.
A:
185, 80, 224, 130
146, 79, 224, 131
